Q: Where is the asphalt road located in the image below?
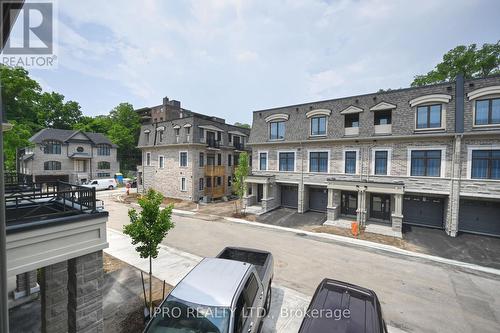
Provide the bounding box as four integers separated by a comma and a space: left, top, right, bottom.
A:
104, 196, 500, 333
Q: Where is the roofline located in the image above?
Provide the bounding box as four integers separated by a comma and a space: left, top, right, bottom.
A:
150, 114, 251, 132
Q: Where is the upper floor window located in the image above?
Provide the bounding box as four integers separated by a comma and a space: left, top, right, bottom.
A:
217, 153, 222, 166
146, 152, 151, 166
309, 152, 328, 173
416, 105, 442, 129
310, 116, 327, 136
374, 110, 392, 125
199, 178, 204, 191
344, 114, 359, 128
475, 98, 500, 126
344, 151, 357, 174
471, 150, 500, 179
374, 151, 388, 175
44, 161, 61, 170
180, 177, 187, 191
199, 152, 204, 167
145, 132, 150, 143
43, 140, 61, 154
279, 152, 294, 172
158, 130, 164, 142
96, 144, 111, 156
228, 133, 232, 142
186, 127, 191, 135
228, 154, 232, 167
269, 121, 285, 140
179, 152, 188, 167
98, 161, 110, 169
158, 155, 165, 168
199, 128, 204, 140
259, 152, 267, 171
174, 128, 180, 136
410, 150, 441, 177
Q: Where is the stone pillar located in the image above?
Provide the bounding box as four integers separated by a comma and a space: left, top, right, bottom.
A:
41, 261, 68, 333
356, 188, 367, 226
298, 182, 305, 214
391, 194, 403, 233
446, 135, 462, 237
68, 251, 104, 333
327, 189, 340, 221
14, 270, 39, 300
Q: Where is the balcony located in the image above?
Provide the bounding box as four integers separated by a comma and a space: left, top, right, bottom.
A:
233, 142, 245, 151
205, 165, 226, 177
344, 127, 359, 136
374, 124, 392, 135
206, 138, 221, 149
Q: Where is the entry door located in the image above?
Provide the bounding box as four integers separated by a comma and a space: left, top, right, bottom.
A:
371, 194, 391, 221
341, 191, 357, 216
257, 184, 263, 202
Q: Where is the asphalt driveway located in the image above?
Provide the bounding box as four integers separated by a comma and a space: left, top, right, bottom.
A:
257, 208, 327, 228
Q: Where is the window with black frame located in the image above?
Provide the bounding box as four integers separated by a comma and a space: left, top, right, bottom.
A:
309, 152, 328, 172
310, 116, 327, 136
43, 140, 61, 154
44, 161, 61, 170
269, 121, 285, 140
199, 152, 204, 167
416, 104, 442, 129
471, 150, 500, 179
180, 152, 188, 167
97, 161, 110, 169
410, 150, 441, 177
344, 114, 359, 128
374, 151, 388, 175
475, 98, 500, 125
374, 110, 392, 125
344, 151, 357, 174
96, 144, 111, 156
259, 152, 267, 170
279, 152, 294, 171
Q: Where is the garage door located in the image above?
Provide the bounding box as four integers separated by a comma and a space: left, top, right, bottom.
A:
309, 187, 328, 212
281, 185, 298, 209
459, 199, 500, 237
403, 195, 444, 229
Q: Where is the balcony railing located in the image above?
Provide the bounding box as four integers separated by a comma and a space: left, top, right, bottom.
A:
206, 138, 221, 149
233, 142, 245, 150
204, 186, 225, 199
4, 173, 34, 194
205, 165, 225, 177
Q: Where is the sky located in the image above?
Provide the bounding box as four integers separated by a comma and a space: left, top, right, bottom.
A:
13, 0, 500, 125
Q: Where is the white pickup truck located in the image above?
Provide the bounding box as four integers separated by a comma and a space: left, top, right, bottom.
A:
144, 247, 274, 333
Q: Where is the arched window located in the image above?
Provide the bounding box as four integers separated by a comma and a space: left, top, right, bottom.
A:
97, 161, 110, 169
43, 140, 62, 154
44, 161, 61, 170
96, 144, 111, 156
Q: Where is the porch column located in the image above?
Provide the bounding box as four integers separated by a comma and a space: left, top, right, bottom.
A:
327, 188, 340, 221
263, 183, 268, 199
41, 262, 68, 333
356, 188, 367, 226
391, 193, 403, 233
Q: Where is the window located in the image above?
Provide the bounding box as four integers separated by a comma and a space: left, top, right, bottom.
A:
206, 177, 212, 188
97, 144, 111, 156
345, 114, 359, 128
97, 172, 110, 177
146, 152, 151, 166
158, 130, 164, 142
199, 128, 204, 140
97, 161, 110, 169
179, 152, 188, 167
243, 274, 259, 308
228, 176, 232, 187
345, 151, 357, 174
259, 152, 267, 171
309, 152, 328, 173
228, 133, 232, 142
74, 160, 86, 172
217, 132, 222, 141
186, 127, 191, 135
374, 110, 392, 125
311, 116, 327, 136
217, 153, 222, 166
174, 128, 180, 136
279, 152, 294, 172
411, 150, 442, 177
158, 155, 164, 168
374, 151, 388, 175
416, 105, 442, 129
145, 132, 150, 143
44, 161, 61, 170
43, 140, 61, 154
180, 177, 186, 191
471, 150, 500, 179
269, 121, 285, 140
217, 176, 222, 186
475, 98, 500, 125
199, 178, 204, 190
199, 152, 204, 167
228, 154, 232, 166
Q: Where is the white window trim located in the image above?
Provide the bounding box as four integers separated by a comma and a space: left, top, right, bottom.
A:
340, 105, 363, 114
180, 177, 187, 192
414, 103, 447, 131
277, 150, 297, 172
370, 148, 392, 176
179, 151, 188, 167
471, 94, 500, 128
265, 113, 289, 122
407, 146, 447, 178
158, 155, 165, 169
145, 152, 151, 166
199, 177, 204, 191
307, 149, 330, 174
467, 86, 500, 100
409, 94, 452, 107
305, 109, 331, 118
309, 115, 328, 137
258, 151, 268, 171
342, 149, 360, 175
370, 102, 396, 111
466, 145, 500, 181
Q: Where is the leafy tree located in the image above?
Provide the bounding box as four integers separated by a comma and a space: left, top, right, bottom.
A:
73, 115, 113, 134
2, 121, 32, 171
233, 152, 250, 214
123, 189, 174, 313
36, 92, 82, 129
234, 122, 251, 129
412, 42, 500, 86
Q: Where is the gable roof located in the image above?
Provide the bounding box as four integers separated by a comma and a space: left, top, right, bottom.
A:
29, 128, 117, 147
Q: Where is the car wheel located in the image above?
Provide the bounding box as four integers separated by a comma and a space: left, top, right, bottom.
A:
108, 185, 114, 190
264, 285, 272, 317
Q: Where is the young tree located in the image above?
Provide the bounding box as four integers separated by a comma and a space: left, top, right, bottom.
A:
123, 189, 174, 313
233, 152, 250, 214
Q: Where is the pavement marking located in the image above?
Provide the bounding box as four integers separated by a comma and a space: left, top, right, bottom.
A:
105, 228, 405, 333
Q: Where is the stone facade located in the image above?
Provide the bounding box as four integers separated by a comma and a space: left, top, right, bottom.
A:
41, 262, 68, 333
247, 75, 500, 237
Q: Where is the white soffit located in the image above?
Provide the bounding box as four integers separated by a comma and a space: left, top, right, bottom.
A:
340, 105, 363, 114
305, 109, 332, 118
467, 85, 500, 100
264, 113, 289, 122
199, 124, 224, 132
409, 94, 452, 107
228, 130, 248, 137
370, 102, 396, 111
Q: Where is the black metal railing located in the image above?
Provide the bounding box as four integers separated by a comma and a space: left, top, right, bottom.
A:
5, 181, 98, 223
4, 173, 35, 194
206, 138, 221, 149
233, 142, 244, 150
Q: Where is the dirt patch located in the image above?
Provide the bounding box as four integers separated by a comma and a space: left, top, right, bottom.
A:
304, 225, 423, 252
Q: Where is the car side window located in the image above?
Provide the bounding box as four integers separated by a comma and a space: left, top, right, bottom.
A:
92, 181, 98, 185
243, 273, 259, 311
234, 292, 247, 332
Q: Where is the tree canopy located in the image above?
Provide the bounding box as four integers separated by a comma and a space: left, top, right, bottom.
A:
234, 122, 251, 129
411, 42, 500, 86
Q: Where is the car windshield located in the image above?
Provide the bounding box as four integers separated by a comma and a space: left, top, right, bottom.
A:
145, 295, 231, 333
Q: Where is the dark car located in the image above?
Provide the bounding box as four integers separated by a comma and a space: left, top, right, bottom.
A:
298, 279, 388, 333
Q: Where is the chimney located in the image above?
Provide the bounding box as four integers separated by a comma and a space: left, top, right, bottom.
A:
163, 96, 169, 107
171, 100, 181, 109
